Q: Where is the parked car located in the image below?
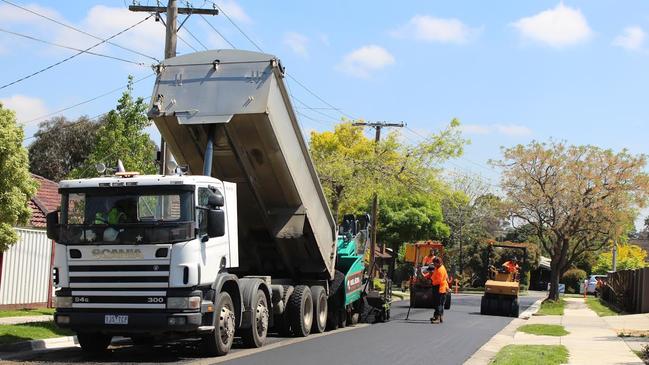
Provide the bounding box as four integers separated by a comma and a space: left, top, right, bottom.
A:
587, 275, 607, 294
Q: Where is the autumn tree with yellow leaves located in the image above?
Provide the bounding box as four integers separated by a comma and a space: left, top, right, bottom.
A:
493, 141, 649, 300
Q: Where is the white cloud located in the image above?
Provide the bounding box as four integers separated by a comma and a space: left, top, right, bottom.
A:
0, 3, 62, 24
494, 124, 533, 137
283, 32, 309, 57
613, 26, 646, 51
337, 45, 395, 78
55, 5, 166, 59
461, 123, 532, 137
392, 15, 477, 44
512, 3, 592, 47
1, 95, 49, 124
218, 0, 252, 24
460, 124, 491, 135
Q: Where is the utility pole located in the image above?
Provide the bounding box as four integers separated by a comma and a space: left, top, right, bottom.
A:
352, 121, 404, 288
129, 1, 218, 174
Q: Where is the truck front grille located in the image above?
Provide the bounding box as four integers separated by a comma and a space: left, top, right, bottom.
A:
68, 263, 170, 309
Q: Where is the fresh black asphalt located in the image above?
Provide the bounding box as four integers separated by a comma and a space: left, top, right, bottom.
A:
2, 292, 543, 365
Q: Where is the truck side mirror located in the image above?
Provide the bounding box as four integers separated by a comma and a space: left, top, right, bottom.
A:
208, 191, 224, 207
207, 209, 226, 238
46, 211, 60, 241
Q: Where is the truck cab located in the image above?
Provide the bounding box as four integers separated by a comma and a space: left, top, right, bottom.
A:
48, 172, 243, 353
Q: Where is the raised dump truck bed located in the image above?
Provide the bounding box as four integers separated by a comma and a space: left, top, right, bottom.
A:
148, 50, 336, 281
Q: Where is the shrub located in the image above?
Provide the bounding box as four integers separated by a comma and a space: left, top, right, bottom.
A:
562, 268, 587, 294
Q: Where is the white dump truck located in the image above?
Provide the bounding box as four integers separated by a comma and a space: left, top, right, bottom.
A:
47, 50, 353, 355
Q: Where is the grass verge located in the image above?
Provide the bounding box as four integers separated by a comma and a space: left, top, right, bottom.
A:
0, 321, 73, 345
0, 308, 55, 318
490, 345, 569, 365
535, 299, 565, 316
517, 324, 569, 336
586, 297, 620, 317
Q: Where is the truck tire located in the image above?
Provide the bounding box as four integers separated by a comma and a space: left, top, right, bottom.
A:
288, 285, 313, 337
202, 292, 236, 356
337, 308, 347, 328
241, 289, 269, 348
78, 333, 112, 353
310, 286, 327, 333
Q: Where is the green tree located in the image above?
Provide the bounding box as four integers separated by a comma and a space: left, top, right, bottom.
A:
377, 192, 450, 249
593, 244, 647, 273
0, 104, 37, 250
493, 141, 649, 300
28, 116, 102, 181
309, 119, 467, 223
70, 76, 157, 178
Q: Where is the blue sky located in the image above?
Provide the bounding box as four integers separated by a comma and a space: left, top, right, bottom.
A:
2, 1, 649, 221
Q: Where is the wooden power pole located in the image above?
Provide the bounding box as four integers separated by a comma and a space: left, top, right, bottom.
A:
129, 1, 218, 174
352, 121, 404, 288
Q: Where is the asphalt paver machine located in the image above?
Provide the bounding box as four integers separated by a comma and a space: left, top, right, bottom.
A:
480, 242, 528, 317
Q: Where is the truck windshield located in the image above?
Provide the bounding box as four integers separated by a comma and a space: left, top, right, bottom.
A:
59, 188, 195, 245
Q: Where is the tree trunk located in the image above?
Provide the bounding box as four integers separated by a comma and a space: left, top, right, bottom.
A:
548, 255, 562, 301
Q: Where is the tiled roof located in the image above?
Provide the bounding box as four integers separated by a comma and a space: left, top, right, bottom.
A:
28, 174, 60, 228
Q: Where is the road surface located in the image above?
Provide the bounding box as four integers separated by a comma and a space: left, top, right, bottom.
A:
1, 292, 544, 365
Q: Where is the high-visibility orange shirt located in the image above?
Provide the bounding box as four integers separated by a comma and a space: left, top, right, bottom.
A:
422, 255, 435, 266
503, 261, 519, 273
431, 265, 449, 293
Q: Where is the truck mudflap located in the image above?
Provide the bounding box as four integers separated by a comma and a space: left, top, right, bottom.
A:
54, 311, 203, 335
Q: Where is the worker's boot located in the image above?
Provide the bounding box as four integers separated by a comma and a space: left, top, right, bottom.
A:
430, 315, 440, 324
439, 315, 443, 323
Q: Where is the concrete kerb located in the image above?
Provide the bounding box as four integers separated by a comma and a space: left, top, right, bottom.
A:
463, 297, 544, 365
0, 335, 79, 357
0, 336, 130, 360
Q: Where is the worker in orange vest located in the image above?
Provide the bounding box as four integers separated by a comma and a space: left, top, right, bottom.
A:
430, 256, 449, 324
502, 258, 520, 274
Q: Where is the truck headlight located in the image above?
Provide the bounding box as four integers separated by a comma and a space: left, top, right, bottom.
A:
167, 296, 201, 310
55, 296, 72, 308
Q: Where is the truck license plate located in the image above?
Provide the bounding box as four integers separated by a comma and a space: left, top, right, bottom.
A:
104, 315, 128, 325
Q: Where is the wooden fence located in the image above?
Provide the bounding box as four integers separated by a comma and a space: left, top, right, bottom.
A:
602, 267, 649, 313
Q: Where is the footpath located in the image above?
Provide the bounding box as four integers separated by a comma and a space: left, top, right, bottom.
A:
466, 297, 644, 365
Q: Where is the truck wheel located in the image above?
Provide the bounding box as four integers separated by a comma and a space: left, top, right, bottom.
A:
241, 290, 269, 348
348, 311, 359, 325
77, 333, 112, 353
288, 285, 313, 337
202, 292, 236, 356
310, 286, 327, 333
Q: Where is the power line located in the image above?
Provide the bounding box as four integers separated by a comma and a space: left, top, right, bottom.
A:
285, 73, 356, 120
22, 73, 156, 127
0, 28, 147, 66
0, 14, 155, 91
199, 14, 236, 48
0, 0, 160, 62
183, 25, 208, 50
208, 0, 263, 52
23, 95, 153, 143
202, 0, 355, 122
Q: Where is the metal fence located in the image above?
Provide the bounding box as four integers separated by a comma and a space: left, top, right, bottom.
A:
602, 267, 649, 314
0, 228, 53, 307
